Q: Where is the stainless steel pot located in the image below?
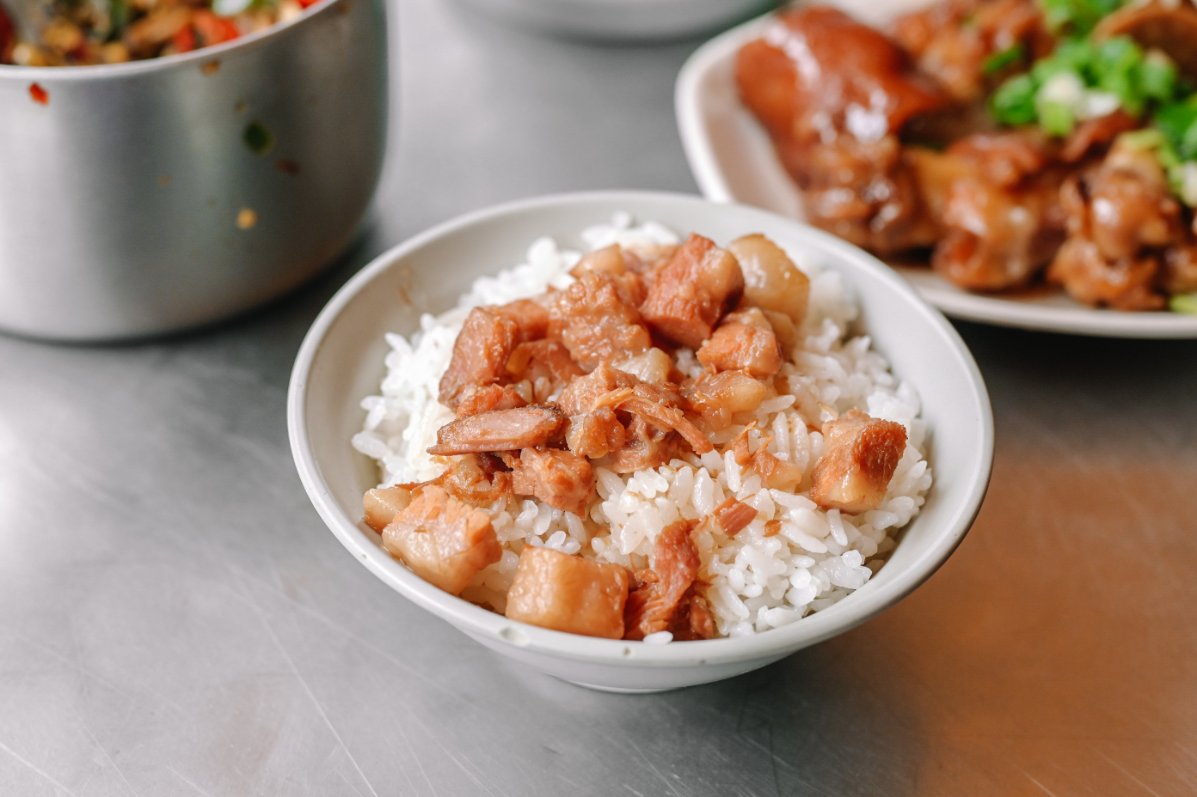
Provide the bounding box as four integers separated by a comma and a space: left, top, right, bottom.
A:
0, 0, 388, 340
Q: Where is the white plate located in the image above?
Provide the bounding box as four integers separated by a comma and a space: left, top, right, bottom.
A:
675, 5, 1197, 338
454, 0, 776, 41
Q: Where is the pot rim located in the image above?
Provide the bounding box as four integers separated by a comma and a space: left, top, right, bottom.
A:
0, 0, 346, 81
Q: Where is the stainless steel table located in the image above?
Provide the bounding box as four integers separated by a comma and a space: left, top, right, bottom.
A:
3, 2, 1196, 794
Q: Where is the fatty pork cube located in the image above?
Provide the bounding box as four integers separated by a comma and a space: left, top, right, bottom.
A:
810, 410, 907, 514
510, 447, 596, 517
363, 485, 413, 533
382, 485, 501, 595
548, 271, 651, 371
565, 407, 626, 459
683, 370, 769, 424
696, 307, 783, 378
726, 234, 810, 326
640, 233, 744, 349
505, 548, 630, 639
438, 300, 549, 408
438, 307, 520, 409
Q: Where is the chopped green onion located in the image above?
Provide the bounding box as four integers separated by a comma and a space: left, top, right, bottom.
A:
1139, 52, 1178, 103
1171, 162, 1197, 206
1038, 0, 1128, 35
1095, 36, 1139, 73
1156, 98, 1197, 160
991, 74, 1039, 126
1170, 293, 1197, 315
983, 43, 1026, 76
1039, 100, 1077, 136
1118, 128, 1165, 151
991, 34, 1184, 136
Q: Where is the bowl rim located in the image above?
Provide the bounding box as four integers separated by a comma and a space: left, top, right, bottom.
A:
0, 0, 347, 81
287, 189, 994, 667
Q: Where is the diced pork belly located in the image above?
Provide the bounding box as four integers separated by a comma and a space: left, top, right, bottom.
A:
570, 244, 666, 283
363, 485, 414, 533
438, 299, 551, 408
428, 406, 566, 456
548, 272, 651, 371
494, 298, 550, 341
570, 244, 633, 279
615, 384, 713, 455
608, 416, 682, 474
731, 425, 805, 492
696, 308, 783, 378
611, 347, 674, 385
726, 234, 810, 326
624, 520, 705, 640
640, 234, 745, 349
810, 410, 907, 514
510, 447, 596, 517
751, 449, 805, 492
505, 547, 630, 639
565, 407, 626, 460
558, 363, 710, 463
454, 384, 528, 417
382, 485, 501, 595
439, 307, 521, 409
558, 362, 636, 416
683, 371, 770, 431
436, 453, 513, 506
505, 339, 584, 396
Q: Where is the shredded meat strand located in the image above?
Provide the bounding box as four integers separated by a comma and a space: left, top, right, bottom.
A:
715, 498, 757, 537
624, 520, 702, 640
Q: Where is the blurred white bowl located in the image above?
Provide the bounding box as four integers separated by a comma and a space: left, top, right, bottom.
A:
288, 191, 993, 692
454, 0, 776, 41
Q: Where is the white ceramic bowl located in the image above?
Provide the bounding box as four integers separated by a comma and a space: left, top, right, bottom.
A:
453, 0, 776, 41
288, 191, 993, 692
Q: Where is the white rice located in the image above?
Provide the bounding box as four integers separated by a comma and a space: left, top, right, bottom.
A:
353, 215, 933, 637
